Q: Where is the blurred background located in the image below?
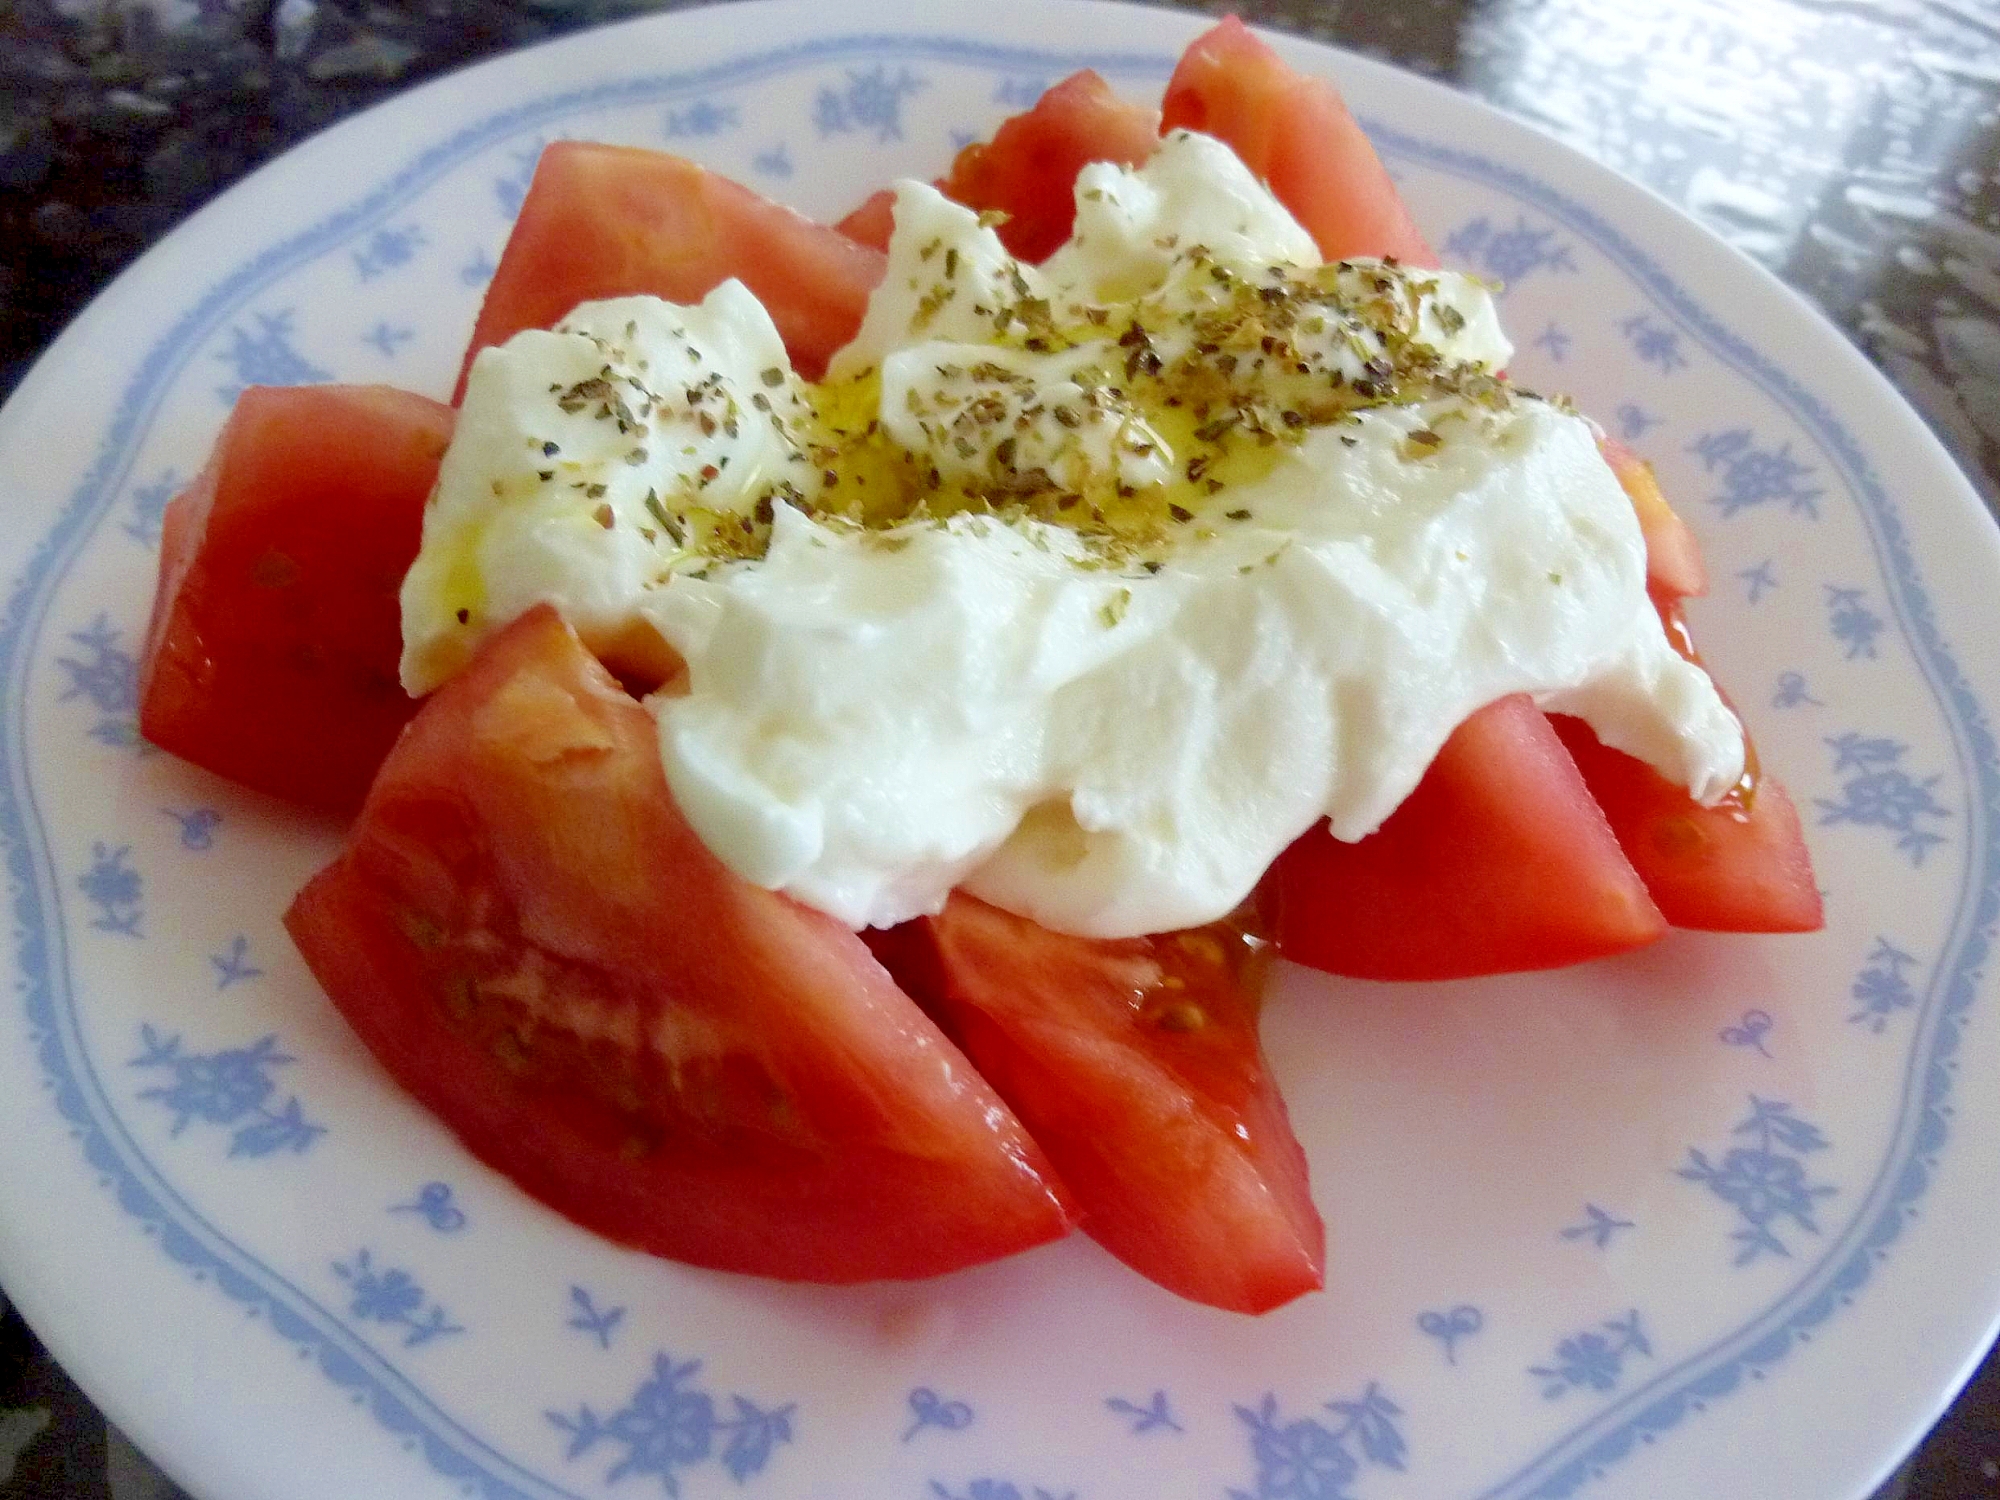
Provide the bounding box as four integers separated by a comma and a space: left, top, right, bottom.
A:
1, 0, 1996, 1494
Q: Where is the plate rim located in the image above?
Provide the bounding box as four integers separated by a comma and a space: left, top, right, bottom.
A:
0, 4, 1995, 1499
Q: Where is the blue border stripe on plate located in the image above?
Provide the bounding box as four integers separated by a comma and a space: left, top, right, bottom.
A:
0, 31, 1990, 1500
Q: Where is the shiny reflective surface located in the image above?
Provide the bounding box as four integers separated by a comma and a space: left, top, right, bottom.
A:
1, 0, 1995, 1494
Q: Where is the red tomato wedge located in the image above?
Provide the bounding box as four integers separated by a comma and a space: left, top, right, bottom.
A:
139, 383, 452, 813
834, 189, 898, 253
872, 895, 1322, 1314
1603, 436, 1708, 599
939, 68, 1161, 261
1549, 717, 1821, 933
838, 70, 1157, 261
1161, 17, 1435, 266
1551, 602, 1822, 933
286, 606, 1073, 1282
1263, 695, 1666, 981
456, 142, 885, 399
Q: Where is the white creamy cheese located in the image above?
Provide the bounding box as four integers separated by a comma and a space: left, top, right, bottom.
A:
400, 283, 814, 695
400, 129, 1745, 939
641, 397, 1738, 936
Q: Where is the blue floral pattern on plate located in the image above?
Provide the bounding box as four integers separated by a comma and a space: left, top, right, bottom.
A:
390, 1181, 468, 1233
0, 13, 1994, 1500
1416, 1306, 1483, 1366
1559, 1206, 1636, 1250
1439, 214, 1577, 286
1226, 1385, 1405, 1500
1529, 1313, 1652, 1401
334, 1248, 464, 1348
1850, 939, 1921, 1034
1819, 732, 1951, 864
813, 63, 924, 141
78, 843, 143, 935
1688, 428, 1823, 518
1104, 1391, 1182, 1434
122, 469, 179, 547
129, 1025, 325, 1157
1718, 1009, 1774, 1056
1678, 1099, 1836, 1266
566, 1285, 625, 1349
213, 308, 330, 403
904, 1388, 975, 1441
56, 615, 140, 750
548, 1354, 795, 1491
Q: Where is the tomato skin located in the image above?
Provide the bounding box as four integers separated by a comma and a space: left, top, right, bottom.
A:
139, 383, 453, 813
835, 188, 898, 252
1551, 604, 1823, 934
836, 70, 1157, 262
143, 487, 200, 699
288, 606, 1074, 1282
1264, 695, 1666, 981
457, 142, 885, 399
1161, 17, 1435, 266
1548, 716, 1821, 933
875, 896, 1323, 1315
1602, 437, 1708, 599
941, 70, 1160, 262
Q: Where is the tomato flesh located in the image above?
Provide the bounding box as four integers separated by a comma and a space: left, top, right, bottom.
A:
1551, 602, 1822, 933
457, 141, 885, 399
1264, 695, 1665, 980
286, 606, 1073, 1282
1549, 717, 1821, 933
835, 188, 898, 253
873, 895, 1322, 1314
139, 383, 452, 813
837, 70, 1157, 261
1602, 436, 1708, 599
938, 70, 1160, 262
1161, 17, 1435, 266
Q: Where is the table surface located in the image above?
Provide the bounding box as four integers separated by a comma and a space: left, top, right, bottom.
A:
2, 0, 1998, 1495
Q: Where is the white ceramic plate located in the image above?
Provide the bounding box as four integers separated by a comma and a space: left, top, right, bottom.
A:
2, 3, 1997, 1496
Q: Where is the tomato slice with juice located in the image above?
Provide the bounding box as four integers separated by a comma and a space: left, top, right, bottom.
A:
837, 69, 1160, 262
1161, 16, 1436, 266
139, 383, 453, 813
1552, 597, 1823, 933
1602, 436, 1708, 600
1262, 695, 1666, 981
287, 606, 1074, 1282
872, 896, 1323, 1314
457, 141, 885, 398
1551, 717, 1821, 933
